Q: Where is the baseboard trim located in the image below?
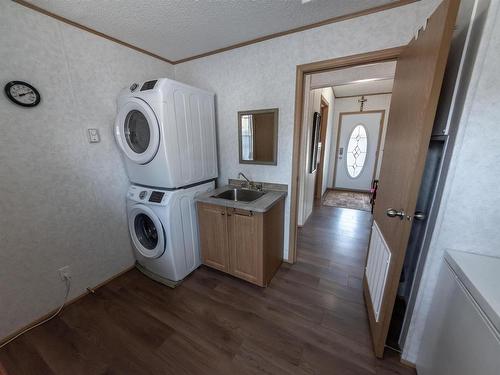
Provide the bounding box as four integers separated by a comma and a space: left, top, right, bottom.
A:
331, 187, 372, 194
0, 264, 135, 346
321, 189, 330, 201
400, 358, 416, 368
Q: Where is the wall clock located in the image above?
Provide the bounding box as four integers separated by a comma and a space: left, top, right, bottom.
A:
4, 81, 41, 107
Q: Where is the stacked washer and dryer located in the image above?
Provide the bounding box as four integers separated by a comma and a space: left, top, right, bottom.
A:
114, 78, 218, 285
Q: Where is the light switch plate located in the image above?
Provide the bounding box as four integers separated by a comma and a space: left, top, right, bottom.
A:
87, 128, 100, 143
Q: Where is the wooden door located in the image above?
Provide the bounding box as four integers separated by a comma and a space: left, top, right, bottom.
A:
197, 203, 229, 272
363, 0, 459, 358
227, 209, 263, 285
315, 99, 329, 199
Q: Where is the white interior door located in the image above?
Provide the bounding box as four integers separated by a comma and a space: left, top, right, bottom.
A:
334, 111, 383, 191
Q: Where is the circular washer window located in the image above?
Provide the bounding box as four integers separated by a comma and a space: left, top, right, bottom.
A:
128, 205, 165, 259
346, 124, 368, 178
134, 213, 158, 250
125, 110, 151, 154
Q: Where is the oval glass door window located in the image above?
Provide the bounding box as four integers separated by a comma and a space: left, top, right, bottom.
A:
346, 124, 368, 178
125, 110, 150, 154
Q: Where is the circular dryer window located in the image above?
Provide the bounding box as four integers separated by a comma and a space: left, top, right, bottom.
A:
128, 205, 165, 259
125, 110, 151, 154
134, 213, 158, 249
114, 98, 160, 165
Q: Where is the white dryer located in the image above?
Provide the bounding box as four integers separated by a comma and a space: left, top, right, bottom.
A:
115, 78, 218, 189
126, 181, 214, 283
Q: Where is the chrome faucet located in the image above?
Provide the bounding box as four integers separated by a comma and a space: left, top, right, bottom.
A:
238, 172, 262, 191
238, 172, 251, 184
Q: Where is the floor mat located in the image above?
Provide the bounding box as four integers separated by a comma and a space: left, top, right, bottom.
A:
323, 190, 371, 212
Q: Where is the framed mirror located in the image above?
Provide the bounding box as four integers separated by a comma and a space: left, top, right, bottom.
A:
238, 108, 278, 165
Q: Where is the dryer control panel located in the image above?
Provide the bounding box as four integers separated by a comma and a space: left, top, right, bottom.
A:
140, 80, 157, 91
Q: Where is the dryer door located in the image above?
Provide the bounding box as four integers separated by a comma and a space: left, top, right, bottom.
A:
128, 204, 165, 259
115, 98, 160, 164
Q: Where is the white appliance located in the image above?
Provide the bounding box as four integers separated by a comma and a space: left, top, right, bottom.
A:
115, 78, 218, 189
126, 181, 214, 283
417, 250, 500, 375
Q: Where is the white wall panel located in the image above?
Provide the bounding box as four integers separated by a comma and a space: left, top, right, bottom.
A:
0, 1, 173, 340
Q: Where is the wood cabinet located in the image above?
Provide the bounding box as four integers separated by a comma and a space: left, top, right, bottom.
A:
197, 199, 284, 287
197, 203, 229, 272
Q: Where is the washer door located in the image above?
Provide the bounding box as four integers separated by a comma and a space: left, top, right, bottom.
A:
115, 98, 160, 164
128, 205, 165, 259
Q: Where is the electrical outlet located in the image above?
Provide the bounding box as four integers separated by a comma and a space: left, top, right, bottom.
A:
58, 266, 71, 281
87, 128, 100, 143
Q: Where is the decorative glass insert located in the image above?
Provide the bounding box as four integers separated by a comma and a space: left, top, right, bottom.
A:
346, 124, 368, 178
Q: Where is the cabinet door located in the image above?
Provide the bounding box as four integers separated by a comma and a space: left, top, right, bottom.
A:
197, 203, 229, 272
228, 209, 263, 285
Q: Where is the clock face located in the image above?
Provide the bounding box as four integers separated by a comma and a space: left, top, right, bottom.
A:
4, 81, 41, 107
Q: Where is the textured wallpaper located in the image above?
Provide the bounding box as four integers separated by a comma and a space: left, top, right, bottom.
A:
0, 2, 174, 340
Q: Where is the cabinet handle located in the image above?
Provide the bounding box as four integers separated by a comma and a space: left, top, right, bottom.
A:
235, 211, 253, 217
221, 212, 225, 216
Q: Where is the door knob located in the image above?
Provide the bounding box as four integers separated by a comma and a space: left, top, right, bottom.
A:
413, 211, 427, 221
386, 208, 406, 220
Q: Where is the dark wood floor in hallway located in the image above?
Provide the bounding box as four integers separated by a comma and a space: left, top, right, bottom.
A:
0, 205, 415, 375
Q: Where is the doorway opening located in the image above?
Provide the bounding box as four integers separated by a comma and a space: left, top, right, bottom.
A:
296, 57, 395, 226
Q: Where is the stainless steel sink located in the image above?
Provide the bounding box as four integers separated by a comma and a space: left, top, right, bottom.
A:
213, 188, 265, 202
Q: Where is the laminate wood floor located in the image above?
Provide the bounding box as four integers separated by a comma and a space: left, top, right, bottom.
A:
0, 205, 415, 375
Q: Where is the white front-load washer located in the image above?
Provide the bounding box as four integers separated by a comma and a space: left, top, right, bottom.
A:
115, 78, 218, 189
126, 181, 215, 283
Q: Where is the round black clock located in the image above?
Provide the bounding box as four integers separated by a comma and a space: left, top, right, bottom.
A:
4, 81, 41, 107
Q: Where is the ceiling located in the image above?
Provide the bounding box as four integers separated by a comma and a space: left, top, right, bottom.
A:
21, 0, 403, 63
333, 79, 394, 97
310, 61, 396, 97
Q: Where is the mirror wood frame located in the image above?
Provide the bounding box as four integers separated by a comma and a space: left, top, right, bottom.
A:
238, 108, 279, 165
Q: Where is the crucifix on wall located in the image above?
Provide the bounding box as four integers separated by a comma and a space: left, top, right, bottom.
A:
358, 95, 367, 112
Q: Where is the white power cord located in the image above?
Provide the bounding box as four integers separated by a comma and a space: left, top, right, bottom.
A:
0, 275, 72, 349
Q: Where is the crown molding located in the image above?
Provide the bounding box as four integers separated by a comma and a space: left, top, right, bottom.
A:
14, 0, 417, 65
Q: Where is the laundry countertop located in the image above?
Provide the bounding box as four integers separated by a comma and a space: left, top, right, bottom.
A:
195, 184, 287, 213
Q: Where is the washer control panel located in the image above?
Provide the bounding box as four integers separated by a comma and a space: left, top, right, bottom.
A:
130, 83, 139, 92
127, 185, 168, 205
149, 191, 164, 203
